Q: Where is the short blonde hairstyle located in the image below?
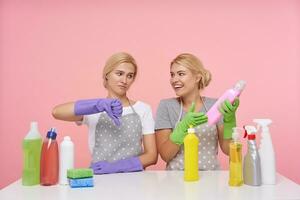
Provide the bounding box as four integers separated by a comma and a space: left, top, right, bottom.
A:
102, 52, 138, 88
171, 53, 212, 89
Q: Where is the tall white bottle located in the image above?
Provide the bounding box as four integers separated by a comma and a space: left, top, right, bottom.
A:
59, 136, 74, 185
206, 80, 246, 125
253, 119, 276, 185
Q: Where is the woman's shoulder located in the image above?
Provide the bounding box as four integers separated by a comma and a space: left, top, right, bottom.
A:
204, 96, 218, 103
133, 101, 152, 111
159, 97, 180, 105
203, 96, 218, 108
156, 98, 181, 112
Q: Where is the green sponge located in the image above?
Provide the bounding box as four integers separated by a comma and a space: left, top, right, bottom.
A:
67, 168, 93, 179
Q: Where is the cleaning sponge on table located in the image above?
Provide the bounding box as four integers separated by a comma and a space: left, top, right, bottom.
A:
69, 177, 94, 188
67, 168, 94, 188
67, 168, 93, 179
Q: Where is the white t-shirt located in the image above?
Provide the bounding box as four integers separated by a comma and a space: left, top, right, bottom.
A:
77, 101, 155, 153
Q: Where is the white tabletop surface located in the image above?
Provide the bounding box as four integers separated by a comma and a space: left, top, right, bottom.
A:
1, 170, 300, 200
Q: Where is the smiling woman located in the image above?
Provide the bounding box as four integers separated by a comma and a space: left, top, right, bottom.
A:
52, 52, 158, 174
155, 53, 240, 170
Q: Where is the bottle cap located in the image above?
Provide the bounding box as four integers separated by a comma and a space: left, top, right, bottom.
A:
30, 121, 38, 130
188, 125, 195, 133
234, 80, 246, 92
253, 119, 272, 132
25, 121, 41, 139
232, 127, 243, 142
47, 128, 57, 139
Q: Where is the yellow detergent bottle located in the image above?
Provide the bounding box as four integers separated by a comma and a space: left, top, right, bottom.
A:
229, 127, 243, 186
184, 125, 199, 182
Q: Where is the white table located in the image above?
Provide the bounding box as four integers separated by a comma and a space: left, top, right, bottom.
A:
1, 171, 300, 200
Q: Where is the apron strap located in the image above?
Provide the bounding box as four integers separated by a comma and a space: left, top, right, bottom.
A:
127, 98, 138, 114
176, 96, 208, 124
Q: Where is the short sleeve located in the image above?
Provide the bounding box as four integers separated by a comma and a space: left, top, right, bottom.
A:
141, 104, 155, 135
155, 100, 172, 130
75, 115, 89, 126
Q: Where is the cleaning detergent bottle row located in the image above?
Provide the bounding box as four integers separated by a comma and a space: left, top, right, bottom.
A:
40, 128, 59, 185
184, 125, 199, 182
59, 136, 74, 185
254, 119, 276, 185
229, 127, 243, 186
243, 125, 261, 186
207, 80, 246, 125
22, 122, 42, 186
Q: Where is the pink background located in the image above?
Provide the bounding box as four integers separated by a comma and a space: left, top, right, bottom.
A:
1, 1, 299, 188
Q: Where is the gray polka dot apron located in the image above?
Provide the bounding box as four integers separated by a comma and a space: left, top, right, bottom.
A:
92, 105, 143, 163
167, 99, 220, 170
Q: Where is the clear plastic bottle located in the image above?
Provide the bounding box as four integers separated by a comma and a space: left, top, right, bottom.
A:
40, 128, 59, 185
59, 136, 74, 185
206, 80, 246, 125
22, 122, 42, 186
229, 127, 243, 186
243, 125, 262, 186
184, 125, 199, 182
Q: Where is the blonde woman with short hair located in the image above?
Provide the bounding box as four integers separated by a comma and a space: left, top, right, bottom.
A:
155, 53, 240, 170
52, 52, 157, 174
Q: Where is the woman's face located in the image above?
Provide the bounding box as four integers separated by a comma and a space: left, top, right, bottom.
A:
106, 62, 136, 97
170, 63, 200, 97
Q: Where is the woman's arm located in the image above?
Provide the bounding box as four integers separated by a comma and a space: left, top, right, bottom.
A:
217, 124, 230, 155
155, 129, 181, 163
52, 102, 83, 122
139, 134, 158, 168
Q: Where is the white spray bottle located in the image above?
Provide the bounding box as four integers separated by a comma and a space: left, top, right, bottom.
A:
253, 119, 276, 185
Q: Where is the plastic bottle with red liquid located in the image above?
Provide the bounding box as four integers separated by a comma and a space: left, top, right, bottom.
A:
40, 128, 59, 185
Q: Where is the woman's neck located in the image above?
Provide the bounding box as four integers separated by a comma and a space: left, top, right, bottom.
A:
107, 93, 131, 107
181, 91, 203, 112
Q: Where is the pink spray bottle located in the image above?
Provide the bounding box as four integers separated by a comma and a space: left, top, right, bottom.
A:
206, 80, 246, 125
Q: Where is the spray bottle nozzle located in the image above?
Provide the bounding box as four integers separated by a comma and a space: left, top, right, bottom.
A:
243, 125, 247, 138
253, 119, 272, 132
243, 125, 257, 140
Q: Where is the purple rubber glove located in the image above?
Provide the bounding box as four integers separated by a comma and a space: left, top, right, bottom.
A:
91, 157, 143, 174
74, 98, 122, 126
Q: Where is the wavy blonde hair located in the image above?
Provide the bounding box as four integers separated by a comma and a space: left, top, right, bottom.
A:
102, 52, 138, 88
171, 53, 211, 89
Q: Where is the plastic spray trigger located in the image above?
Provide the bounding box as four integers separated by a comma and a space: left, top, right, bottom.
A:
243, 125, 248, 138
243, 125, 257, 140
